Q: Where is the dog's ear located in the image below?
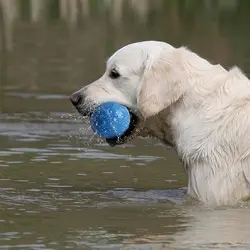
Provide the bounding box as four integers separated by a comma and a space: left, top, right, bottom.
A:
137, 48, 186, 119
137, 47, 213, 119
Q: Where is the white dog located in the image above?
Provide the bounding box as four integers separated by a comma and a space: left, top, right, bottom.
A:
70, 41, 250, 206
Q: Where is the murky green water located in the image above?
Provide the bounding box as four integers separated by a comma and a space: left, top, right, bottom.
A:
1, 1, 250, 249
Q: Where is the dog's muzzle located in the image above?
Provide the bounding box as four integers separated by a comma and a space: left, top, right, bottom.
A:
70, 92, 141, 146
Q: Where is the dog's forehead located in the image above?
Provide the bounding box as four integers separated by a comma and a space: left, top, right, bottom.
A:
107, 41, 174, 71
107, 45, 147, 70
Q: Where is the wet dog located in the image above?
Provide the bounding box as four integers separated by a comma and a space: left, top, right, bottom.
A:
71, 41, 250, 206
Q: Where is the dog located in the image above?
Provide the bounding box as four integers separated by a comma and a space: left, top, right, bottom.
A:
70, 41, 250, 206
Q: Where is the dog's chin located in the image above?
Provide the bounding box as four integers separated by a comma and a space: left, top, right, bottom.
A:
105, 111, 140, 147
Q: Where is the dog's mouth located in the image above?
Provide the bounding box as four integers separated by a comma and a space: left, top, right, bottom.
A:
105, 110, 140, 147
75, 104, 141, 146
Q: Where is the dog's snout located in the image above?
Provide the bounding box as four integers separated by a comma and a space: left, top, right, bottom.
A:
70, 91, 82, 106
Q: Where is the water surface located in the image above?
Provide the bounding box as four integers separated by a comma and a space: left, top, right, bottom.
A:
1, 1, 250, 249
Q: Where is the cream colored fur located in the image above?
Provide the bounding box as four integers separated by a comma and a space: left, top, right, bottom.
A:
74, 41, 250, 206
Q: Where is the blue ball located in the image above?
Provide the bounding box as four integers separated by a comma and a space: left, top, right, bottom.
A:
90, 102, 130, 139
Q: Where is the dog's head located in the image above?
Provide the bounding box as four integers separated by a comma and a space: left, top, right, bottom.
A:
70, 41, 212, 145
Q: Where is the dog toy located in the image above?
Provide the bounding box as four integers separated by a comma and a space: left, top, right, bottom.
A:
90, 102, 130, 139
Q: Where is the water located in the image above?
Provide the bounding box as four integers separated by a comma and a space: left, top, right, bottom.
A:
1, 1, 250, 249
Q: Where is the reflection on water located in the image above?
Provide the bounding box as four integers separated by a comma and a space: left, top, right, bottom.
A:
0, 107, 187, 249
1, 0, 250, 249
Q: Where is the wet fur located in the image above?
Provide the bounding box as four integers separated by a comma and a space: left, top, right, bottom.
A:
72, 41, 250, 206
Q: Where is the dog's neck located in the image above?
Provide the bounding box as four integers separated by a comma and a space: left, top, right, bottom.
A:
138, 106, 174, 147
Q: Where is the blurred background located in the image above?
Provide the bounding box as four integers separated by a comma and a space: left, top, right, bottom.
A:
1, 1, 250, 249
1, 0, 250, 102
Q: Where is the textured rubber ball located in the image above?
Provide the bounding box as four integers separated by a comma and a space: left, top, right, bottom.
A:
90, 102, 130, 139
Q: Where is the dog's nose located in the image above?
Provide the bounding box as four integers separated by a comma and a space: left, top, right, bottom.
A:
70, 92, 82, 106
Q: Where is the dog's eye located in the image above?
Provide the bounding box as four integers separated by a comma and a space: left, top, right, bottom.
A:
109, 69, 120, 79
